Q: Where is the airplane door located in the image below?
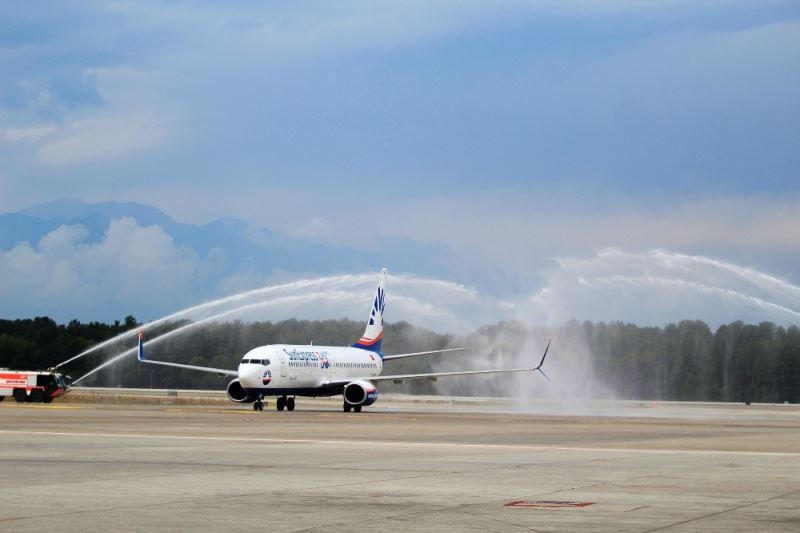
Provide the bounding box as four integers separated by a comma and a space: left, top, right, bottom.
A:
281, 358, 287, 377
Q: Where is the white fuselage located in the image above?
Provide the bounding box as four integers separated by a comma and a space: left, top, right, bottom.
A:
237, 344, 383, 394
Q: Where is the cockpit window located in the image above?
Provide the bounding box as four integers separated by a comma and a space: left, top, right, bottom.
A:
241, 359, 270, 365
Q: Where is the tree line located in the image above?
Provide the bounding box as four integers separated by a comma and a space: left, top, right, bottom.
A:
1, 316, 798, 402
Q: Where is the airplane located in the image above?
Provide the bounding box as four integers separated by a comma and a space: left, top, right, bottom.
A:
137, 268, 551, 412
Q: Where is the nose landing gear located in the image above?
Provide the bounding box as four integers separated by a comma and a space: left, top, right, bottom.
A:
253, 398, 266, 411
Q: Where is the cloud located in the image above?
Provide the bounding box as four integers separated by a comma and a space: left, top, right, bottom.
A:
5, 67, 104, 116
0, 218, 208, 320
2, 211, 797, 333
3, 2, 797, 188
37, 113, 166, 165
371, 193, 800, 274
1, 1, 798, 315
289, 216, 334, 240
0, 217, 515, 329
0, 125, 57, 143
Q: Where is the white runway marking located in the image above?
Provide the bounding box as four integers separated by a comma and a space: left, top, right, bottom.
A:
1, 429, 797, 457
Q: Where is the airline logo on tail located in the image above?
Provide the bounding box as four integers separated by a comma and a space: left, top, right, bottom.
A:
369, 286, 385, 327
353, 268, 387, 354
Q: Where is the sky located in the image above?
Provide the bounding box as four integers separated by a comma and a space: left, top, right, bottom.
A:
1, 1, 799, 327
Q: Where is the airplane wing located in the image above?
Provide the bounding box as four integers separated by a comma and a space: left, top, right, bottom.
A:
370, 366, 540, 384
138, 358, 238, 377
136, 331, 238, 377
382, 347, 464, 361
329, 339, 551, 387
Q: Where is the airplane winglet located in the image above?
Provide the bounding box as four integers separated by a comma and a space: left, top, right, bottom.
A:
137, 330, 145, 362
534, 338, 551, 381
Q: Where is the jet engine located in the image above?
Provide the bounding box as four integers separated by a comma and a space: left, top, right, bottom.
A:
343, 380, 379, 406
226, 379, 256, 403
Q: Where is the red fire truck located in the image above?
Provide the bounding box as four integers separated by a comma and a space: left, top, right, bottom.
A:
0, 370, 70, 403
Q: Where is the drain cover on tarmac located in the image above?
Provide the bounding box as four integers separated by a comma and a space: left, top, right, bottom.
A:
504, 500, 595, 509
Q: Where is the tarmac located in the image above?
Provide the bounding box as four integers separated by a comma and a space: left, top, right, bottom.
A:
1, 395, 799, 532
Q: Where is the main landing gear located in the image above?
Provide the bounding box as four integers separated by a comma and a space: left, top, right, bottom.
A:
343, 402, 362, 413
276, 396, 295, 412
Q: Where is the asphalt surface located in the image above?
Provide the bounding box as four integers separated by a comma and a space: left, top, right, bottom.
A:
1, 398, 799, 532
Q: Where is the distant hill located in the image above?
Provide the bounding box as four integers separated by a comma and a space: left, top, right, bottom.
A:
0, 199, 452, 280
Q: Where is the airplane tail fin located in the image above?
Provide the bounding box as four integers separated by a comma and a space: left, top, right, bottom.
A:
352, 268, 387, 355
137, 331, 145, 362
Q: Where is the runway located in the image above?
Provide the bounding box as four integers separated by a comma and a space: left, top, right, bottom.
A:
1, 399, 799, 532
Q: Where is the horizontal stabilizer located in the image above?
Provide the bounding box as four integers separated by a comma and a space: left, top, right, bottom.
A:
382, 347, 464, 361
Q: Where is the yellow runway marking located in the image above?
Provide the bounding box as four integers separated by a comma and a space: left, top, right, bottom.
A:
165, 408, 258, 415
0, 404, 83, 410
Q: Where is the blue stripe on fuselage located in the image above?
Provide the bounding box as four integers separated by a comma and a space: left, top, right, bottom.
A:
245, 386, 346, 398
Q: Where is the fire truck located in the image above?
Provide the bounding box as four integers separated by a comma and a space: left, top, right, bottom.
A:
0, 370, 70, 403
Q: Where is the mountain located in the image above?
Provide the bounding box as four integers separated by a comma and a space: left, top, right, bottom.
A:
0, 199, 451, 281
0, 213, 63, 250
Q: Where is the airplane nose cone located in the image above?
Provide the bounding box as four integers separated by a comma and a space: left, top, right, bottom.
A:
239, 365, 261, 388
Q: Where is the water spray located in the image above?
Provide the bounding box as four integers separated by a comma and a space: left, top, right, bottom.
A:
70, 289, 358, 385
60, 251, 800, 398
55, 273, 368, 370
